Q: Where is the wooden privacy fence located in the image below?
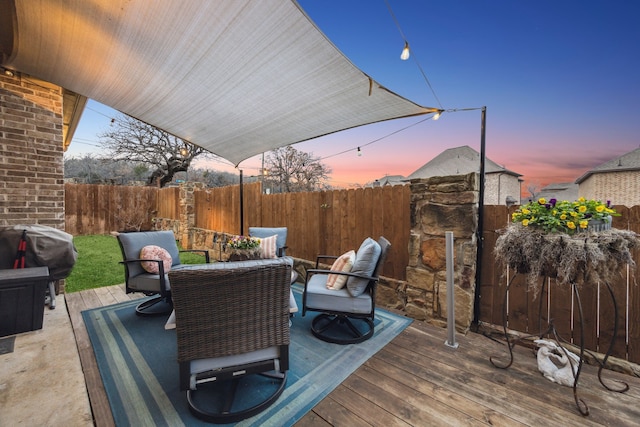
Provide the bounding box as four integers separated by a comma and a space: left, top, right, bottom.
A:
65, 183, 163, 235
194, 182, 411, 280
64, 183, 640, 363
480, 204, 640, 364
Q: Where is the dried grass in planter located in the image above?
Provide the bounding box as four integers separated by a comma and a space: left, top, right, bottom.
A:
494, 224, 640, 297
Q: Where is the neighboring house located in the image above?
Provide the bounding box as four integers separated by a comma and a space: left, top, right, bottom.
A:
576, 147, 640, 208
531, 182, 579, 204
367, 175, 407, 187
407, 146, 522, 205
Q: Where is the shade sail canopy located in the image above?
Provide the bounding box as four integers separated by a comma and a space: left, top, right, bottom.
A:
1, 0, 438, 165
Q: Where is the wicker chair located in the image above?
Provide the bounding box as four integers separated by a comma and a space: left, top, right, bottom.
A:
117, 230, 210, 316
169, 259, 291, 423
302, 236, 390, 344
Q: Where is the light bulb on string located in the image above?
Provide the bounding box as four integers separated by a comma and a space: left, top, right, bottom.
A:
433, 111, 442, 120
357, 147, 362, 157
400, 41, 410, 60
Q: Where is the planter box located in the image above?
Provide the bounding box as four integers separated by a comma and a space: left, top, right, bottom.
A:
0, 267, 49, 337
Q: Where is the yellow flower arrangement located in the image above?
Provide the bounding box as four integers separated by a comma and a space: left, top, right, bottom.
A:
226, 235, 261, 250
511, 197, 618, 235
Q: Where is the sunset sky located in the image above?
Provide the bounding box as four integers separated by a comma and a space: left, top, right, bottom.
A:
67, 1, 640, 194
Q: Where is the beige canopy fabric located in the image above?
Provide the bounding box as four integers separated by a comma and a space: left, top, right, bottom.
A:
1, 0, 438, 165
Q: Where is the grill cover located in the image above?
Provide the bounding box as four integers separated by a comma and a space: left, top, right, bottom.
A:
0, 225, 77, 280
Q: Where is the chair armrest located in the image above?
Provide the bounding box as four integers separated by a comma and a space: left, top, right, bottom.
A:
315, 255, 338, 268
120, 258, 161, 265
276, 245, 289, 258
120, 258, 167, 275
305, 268, 376, 284
179, 249, 210, 263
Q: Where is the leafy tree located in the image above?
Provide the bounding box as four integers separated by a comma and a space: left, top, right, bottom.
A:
98, 114, 210, 187
263, 146, 331, 193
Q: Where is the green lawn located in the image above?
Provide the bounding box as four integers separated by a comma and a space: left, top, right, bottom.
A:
65, 234, 209, 293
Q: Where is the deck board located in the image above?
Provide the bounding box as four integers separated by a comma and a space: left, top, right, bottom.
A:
67, 285, 640, 426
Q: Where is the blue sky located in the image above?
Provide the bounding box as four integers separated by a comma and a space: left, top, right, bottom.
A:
68, 1, 640, 192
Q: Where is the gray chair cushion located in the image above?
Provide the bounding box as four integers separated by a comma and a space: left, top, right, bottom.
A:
305, 273, 373, 314
118, 230, 181, 278
346, 237, 381, 297
127, 263, 194, 292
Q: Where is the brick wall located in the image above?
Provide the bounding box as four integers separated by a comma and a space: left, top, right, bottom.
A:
0, 72, 65, 229
579, 171, 640, 208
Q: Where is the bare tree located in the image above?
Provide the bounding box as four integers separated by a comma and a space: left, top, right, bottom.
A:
526, 181, 541, 200
263, 146, 331, 193
98, 115, 209, 187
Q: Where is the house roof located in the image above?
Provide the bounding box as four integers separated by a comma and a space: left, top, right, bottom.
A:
0, 0, 438, 166
374, 175, 407, 186
406, 145, 521, 180
534, 182, 579, 203
575, 147, 640, 184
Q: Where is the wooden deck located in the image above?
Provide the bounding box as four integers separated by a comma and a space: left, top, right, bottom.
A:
67, 285, 640, 427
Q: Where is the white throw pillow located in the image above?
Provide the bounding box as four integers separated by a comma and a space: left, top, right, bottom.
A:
139, 245, 172, 274
259, 235, 278, 259
326, 250, 356, 290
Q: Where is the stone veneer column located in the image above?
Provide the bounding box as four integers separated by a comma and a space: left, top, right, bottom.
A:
405, 173, 479, 332
177, 182, 204, 247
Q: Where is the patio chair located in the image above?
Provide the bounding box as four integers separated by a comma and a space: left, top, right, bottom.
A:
116, 230, 210, 316
248, 226, 288, 257
302, 236, 390, 344
169, 261, 291, 423
249, 226, 298, 313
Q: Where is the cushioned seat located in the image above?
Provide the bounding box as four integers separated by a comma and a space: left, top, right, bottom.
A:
117, 230, 210, 316
302, 236, 390, 344
304, 276, 373, 314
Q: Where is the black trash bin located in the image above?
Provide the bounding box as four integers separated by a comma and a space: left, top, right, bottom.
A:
0, 266, 50, 337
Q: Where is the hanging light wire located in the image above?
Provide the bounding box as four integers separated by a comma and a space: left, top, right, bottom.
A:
319, 113, 438, 161
384, 0, 443, 110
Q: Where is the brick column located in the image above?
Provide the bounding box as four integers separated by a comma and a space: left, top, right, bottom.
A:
0, 72, 64, 229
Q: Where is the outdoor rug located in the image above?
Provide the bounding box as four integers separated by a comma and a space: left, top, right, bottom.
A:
82, 283, 412, 426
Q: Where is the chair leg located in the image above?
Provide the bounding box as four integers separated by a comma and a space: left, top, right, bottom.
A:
311, 313, 374, 345
186, 372, 287, 423
135, 295, 173, 316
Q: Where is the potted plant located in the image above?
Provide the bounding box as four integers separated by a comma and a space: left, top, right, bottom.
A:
510, 197, 616, 234
496, 197, 637, 294
225, 235, 261, 261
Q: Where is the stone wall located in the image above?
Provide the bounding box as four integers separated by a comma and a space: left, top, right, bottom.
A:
0, 72, 65, 229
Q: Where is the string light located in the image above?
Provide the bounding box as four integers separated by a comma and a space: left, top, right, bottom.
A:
357, 147, 362, 156
400, 41, 410, 60
384, 0, 443, 110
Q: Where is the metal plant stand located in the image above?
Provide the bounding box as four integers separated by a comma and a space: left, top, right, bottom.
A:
489, 273, 629, 416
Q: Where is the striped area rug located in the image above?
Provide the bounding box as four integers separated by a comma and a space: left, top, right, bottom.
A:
83, 284, 412, 426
